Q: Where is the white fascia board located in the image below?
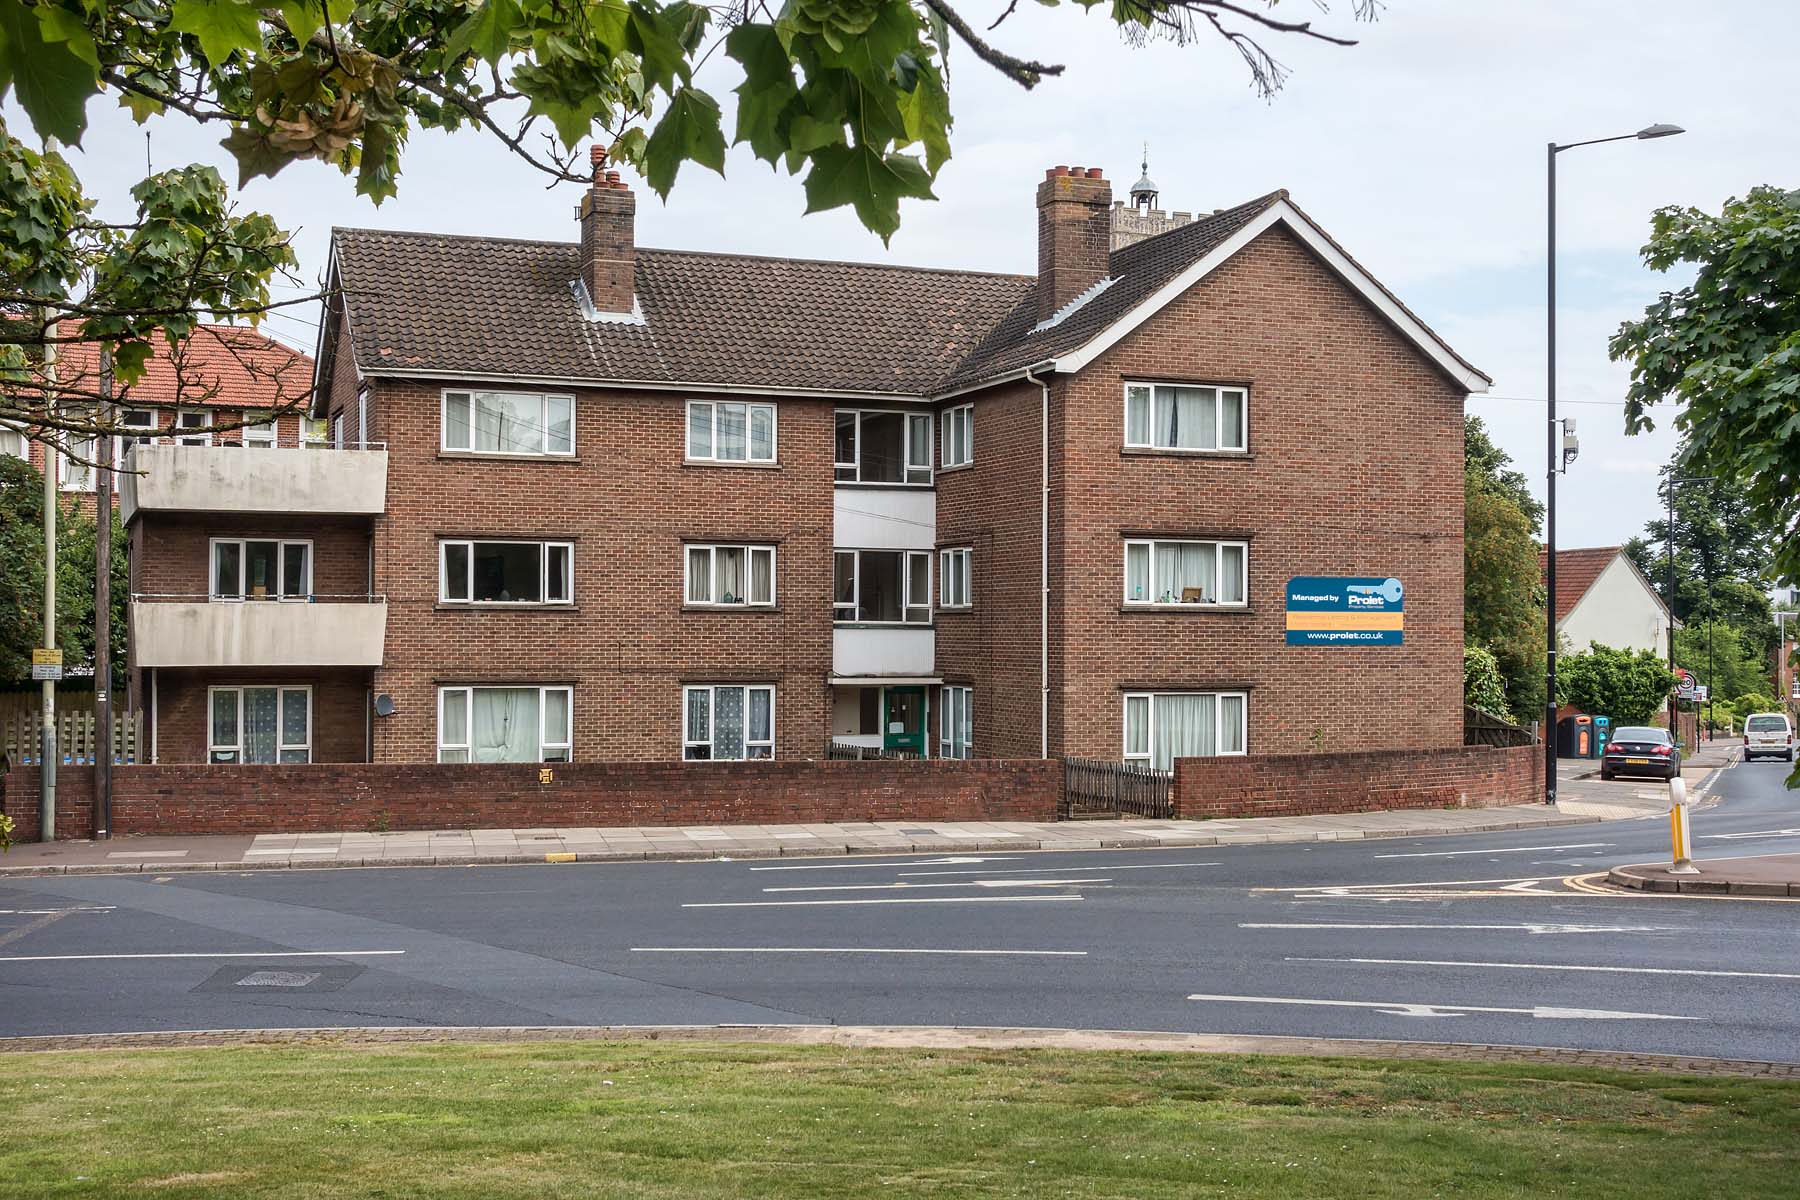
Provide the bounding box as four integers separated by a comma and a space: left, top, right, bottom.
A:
358, 367, 927, 403
1050, 200, 1492, 394
930, 360, 1059, 402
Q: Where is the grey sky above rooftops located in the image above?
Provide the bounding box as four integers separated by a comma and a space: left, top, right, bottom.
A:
35, 0, 1800, 547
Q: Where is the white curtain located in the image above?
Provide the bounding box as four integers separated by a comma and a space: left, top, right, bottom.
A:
1157, 386, 1217, 450
1155, 543, 1215, 603
717, 403, 748, 460
685, 689, 710, 756
1126, 386, 1152, 444
1153, 693, 1216, 769
473, 688, 540, 762
1126, 543, 1150, 602
1220, 391, 1244, 448
244, 687, 280, 764
750, 549, 773, 604
441, 690, 469, 761
747, 689, 772, 756
716, 547, 745, 603
1124, 695, 1149, 760
714, 687, 745, 759
542, 689, 570, 756
688, 403, 714, 458
750, 406, 775, 460
1218, 545, 1245, 604
687, 548, 710, 603
1219, 695, 1245, 753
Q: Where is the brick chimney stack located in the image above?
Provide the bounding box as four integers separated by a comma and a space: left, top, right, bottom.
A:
579, 146, 635, 314
1036, 165, 1112, 322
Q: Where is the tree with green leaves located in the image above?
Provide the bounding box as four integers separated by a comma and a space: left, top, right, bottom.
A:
1674, 619, 1772, 706
1555, 644, 1676, 726
1462, 644, 1509, 721
1464, 415, 1546, 721
0, 454, 127, 684
0, 0, 1379, 447
1613, 186, 1800, 585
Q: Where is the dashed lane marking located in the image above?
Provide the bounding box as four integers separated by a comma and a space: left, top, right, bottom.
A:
1291, 956, 1800, 982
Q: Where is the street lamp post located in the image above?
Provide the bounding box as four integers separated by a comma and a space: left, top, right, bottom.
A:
1545, 123, 1684, 805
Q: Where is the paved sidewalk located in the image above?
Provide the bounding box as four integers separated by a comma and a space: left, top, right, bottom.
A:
3, 799, 1633, 877
1609, 852, 1800, 898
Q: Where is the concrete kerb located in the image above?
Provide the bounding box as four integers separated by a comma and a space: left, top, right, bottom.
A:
1, 1023, 1796, 1080
1606, 862, 1800, 898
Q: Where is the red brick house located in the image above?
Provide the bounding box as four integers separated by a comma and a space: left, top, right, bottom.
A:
124, 154, 1487, 768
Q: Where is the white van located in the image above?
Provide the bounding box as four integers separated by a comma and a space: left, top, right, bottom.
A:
1743, 712, 1794, 761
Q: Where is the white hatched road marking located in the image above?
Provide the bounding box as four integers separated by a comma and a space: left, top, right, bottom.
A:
1185, 992, 1697, 1022
1700, 828, 1800, 840
682, 895, 1084, 909
1372, 843, 1610, 859
762, 878, 1107, 894
0, 950, 405, 964
1290, 957, 1800, 981
630, 947, 1088, 956
1240, 922, 1676, 935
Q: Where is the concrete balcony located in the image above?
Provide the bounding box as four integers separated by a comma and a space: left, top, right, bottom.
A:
131, 597, 387, 668
119, 444, 387, 522
833, 485, 934, 550
832, 625, 935, 680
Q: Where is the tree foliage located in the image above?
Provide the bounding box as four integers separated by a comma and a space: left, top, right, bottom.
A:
1674, 619, 1772, 705
1464, 416, 1546, 721
1613, 186, 1800, 586
1556, 644, 1676, 725
1462, 644, 1510, 721
0, 1, 1378, 443
0, 453, 128, 684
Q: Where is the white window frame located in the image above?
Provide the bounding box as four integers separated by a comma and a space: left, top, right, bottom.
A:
684, 543, 776, 607
833, 549, 932, 625
436, 685, 573, 763
440, 389, 576, 457
685, 400, 777, 464
58, 434, 97, 492
1122, 538, 1249, 607
175, 409, 212, 446
0, 422, 25, 460
1122, 691, 1248, 767
207, 685, 312, 764
682, 683, 776, 761
1123, 382, 1248, 453
835, 409, 933, 486
209, 538, 314, 601
439, 539, 574, 606
302, 416, 330, 448
941, 403, 973, 468
938, 546, 972, 609
939, 685, 973, 759
241, 410, 278, 448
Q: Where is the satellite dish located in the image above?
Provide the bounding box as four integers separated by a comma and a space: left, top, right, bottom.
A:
373, 694, 396, 717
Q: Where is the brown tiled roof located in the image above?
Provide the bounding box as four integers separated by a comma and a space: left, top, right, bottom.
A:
938, 191, 1286, 389
53, 323, 311, 410
1540, 546, 1626, 625
332, 228, 1032, 396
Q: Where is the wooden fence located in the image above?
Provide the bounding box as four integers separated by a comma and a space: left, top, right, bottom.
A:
1464, 706, 1537, 748
825, 740, 921, 761
0, 711, 143, 766
1062, 756, 1173, 819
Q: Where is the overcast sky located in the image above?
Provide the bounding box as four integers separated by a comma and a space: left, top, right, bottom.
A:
44, 1, 1800, 550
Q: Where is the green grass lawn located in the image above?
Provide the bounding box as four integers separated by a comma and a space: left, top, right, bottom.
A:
1, 1041, 1796, 1197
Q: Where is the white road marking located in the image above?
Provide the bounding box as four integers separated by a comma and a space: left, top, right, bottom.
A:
0, 950, 405, 963
681, 895, 1083, 909
0, 908, 115, 916
762, 878, 1106, 894
1240, 922, 1675, 935
1291, 957, 1800, 981
1264, 875, 1564, 892
898, 861, 1220, 877
1185, 992, 1697, 1022
630, 947, 1088, 956
1372, 843, 1609, 859
749, 856, 1020, 873
104, 850, 189, 859
1700, 828, 1800, 840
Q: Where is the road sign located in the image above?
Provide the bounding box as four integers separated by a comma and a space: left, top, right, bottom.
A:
1694, 685, 1710, 703
1674, 669, 1698, 701
31, 648, 61, 666
1285, 576, 1404, 646
30, 663, 63, 681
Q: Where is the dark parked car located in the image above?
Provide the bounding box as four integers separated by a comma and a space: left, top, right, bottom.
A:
1600, 726, 1681, 781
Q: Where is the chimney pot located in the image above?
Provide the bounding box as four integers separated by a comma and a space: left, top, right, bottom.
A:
1089, 167, 1103, 180
1053, 165, 1070, 177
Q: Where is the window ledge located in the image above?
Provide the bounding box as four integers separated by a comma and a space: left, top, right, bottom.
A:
833, 622, 936, 630
937, 605, 974, 614
433, 604, 582, 613
682, 604, 783, 613
833, 480, 935, 490
937, 462, 974, 475
1119, 605, 1256, 615
437, 451, 581, 463
683, 458, 781, 469
1121, 448, 1253, 461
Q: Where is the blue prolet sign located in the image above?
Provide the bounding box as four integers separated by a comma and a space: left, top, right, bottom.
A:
1285, 576, 1404, 646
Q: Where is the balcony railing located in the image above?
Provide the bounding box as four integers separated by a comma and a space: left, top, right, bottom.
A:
129, 593, 388, 669
118, 442, 388, 521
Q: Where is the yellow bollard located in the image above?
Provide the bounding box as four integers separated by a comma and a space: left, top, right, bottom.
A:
1667, 775, 1698, 875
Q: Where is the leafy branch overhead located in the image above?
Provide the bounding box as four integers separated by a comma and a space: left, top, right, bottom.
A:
0, 0, 1373, 438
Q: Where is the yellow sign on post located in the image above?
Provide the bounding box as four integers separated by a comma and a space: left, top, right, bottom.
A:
31, 648, 62, 666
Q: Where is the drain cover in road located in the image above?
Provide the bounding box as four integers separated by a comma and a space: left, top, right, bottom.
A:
192, 964, 365, 994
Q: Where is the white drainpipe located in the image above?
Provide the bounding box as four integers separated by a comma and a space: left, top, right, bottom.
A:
1024, 362, 1053, 758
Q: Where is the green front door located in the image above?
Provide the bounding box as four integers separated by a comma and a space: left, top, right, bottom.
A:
883, 687, 926, 756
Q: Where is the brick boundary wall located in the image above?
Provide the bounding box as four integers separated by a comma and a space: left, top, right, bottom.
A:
2, 759, 1060, 841
1173, 745, 1543, 820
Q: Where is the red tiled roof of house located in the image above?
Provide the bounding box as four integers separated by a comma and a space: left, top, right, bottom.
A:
53, 323, 313, 411
1540, 546, 1626, 625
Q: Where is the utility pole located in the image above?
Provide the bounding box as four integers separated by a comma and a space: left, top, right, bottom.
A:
94, 346, 114, 839
39, 320, 58, 841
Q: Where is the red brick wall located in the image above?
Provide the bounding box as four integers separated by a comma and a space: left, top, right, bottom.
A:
1174, 745, 1542, 819
1053, 225, 1466, 760
3, 758, 1058, 838
358, 376, 835, 764
147, 668, 371, 764
2, 767, 96, 841
133, 515, 372, 597
935, 379, 1047, 759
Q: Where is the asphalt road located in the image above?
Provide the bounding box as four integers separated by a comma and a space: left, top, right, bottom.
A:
4, 754, 1798, 1059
